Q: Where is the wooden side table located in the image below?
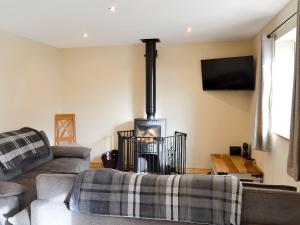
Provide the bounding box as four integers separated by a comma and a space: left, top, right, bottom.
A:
210, 154, 263, 182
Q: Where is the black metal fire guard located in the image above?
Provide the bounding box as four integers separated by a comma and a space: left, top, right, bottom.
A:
117, 130, 186, 174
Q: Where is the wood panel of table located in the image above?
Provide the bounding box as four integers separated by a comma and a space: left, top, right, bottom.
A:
210, 154, 263, 182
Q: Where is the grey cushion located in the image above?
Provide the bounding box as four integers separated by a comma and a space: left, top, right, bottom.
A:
241, 187, 300, 225
51, 146, 91, 159
21, 152, 53, 173
11, 158, 88, 210
12, 170, 45, 209
31, 200, 192, 225
0, 168, 22, 181
0, 196, 19, 224
36, 174, 76, 202
37, 158, 89, 174
0, 181, 25, 197
8, 207, 31, 225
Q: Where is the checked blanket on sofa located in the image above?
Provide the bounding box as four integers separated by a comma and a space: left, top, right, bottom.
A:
70, 169, 242, 225
0, 127, 51, 172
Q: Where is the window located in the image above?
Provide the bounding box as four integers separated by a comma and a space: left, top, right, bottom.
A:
271, 28, 296, 139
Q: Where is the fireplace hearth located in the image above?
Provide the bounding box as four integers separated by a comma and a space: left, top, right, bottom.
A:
117, 38, 186, 174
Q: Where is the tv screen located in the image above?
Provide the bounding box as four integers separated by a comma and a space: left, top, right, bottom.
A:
201, 56, 255, 90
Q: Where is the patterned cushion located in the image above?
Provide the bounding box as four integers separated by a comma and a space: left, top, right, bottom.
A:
0, 128, 52, 173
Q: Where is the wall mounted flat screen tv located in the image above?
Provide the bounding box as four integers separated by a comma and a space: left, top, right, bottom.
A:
201, 56, 255, 90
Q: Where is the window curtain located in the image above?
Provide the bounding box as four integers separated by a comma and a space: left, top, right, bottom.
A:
252, 34, 274, 152
288, 2, 300, 181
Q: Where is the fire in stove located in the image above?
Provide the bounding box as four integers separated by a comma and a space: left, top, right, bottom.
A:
136, 125, 160, 137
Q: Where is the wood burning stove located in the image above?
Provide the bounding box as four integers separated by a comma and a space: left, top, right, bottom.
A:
117, 39, 186, 174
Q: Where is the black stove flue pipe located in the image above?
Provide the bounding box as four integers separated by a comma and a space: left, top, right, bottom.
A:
141, 38, 160, 120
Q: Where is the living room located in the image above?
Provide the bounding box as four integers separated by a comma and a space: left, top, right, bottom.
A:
1, 0, 300, 225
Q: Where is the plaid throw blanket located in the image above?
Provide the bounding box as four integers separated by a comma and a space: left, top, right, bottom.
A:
0, 127, 51, 173
70, 169, 242, 225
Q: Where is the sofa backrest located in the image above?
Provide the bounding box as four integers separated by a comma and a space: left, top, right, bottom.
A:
0, 129, 53, 180
36, 174, 300, 225
21, 130, 53, 173
241, 187, 300, 225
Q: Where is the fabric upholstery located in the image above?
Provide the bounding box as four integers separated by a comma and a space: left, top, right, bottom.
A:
31, 200, 193, 225
0, 128, 52, 173
0, 168, 22, 181
288, 1, 300, 181
37, 158, 89, 174
29, 174, 300, 225
0, 130, 54, 178
0, 181, 24, 197
39, 131, 51, 147
36, 174, 75, 201
12, 170, 47, 210
51, 146, 91, 159
8, 207, 30, 225
242, 182, 297, 192
21, 130, 53, 173
0, 196, 19, 225
11, 158, 89, 210
21, 153, 53, 173
241, 187, 300, 225
0, 130, 90, 225
36, 174, 76, 202
70, 169, 242, 225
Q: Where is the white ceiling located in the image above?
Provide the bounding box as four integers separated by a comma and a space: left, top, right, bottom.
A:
0, 0, 290, 48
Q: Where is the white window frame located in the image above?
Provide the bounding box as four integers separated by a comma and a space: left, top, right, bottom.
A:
270, 28, 296, 140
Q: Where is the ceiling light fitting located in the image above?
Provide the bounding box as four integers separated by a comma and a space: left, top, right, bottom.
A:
109, 6, 116, 12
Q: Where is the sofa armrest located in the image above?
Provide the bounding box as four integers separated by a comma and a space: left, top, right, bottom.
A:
242, 187, 300, 225
0, 181, 24, 197
36, 174, 76, 202
51, 146, 91, 160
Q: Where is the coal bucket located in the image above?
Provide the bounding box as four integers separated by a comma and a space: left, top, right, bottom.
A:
101, 150, 118, 169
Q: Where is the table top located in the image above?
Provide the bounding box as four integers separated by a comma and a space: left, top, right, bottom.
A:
210, 154, 263, 175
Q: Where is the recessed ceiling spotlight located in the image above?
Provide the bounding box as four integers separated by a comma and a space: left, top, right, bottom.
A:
186, 27, 192, 33
109, 6, 116, 12
83, 33, 88, 38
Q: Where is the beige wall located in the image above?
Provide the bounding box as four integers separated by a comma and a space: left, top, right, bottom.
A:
251, 0, 300, 188
0, 31, 62, 143
60, 40, 254, 167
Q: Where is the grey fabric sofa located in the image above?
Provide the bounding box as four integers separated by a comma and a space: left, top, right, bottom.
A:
0, 131, 91, 225
9, 173, 300, 225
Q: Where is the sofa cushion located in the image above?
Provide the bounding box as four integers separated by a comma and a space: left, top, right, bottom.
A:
51, 146, 91, 159
10, 157, 89, 210
21, 151, 53, 173
241, 187, 300, 225
37, 158, 89, 174
8, 207, 31, 225
12, 170, 46, 209
0, 196, 19, 224
0, 181, 25, 197
36, 174, 76, 202
0, 168, 22, 181
0, 128, 52, 174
